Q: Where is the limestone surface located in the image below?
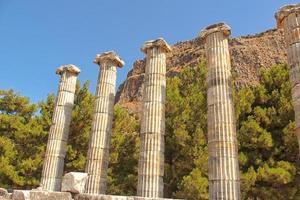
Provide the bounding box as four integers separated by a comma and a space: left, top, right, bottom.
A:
85, 52, 124, 194
12, 190, 72, 200
200, 23, 241, 199
75, 194, 179, 200
40, 65, 80, 191
29, 191, 72, 200
116, 29, 287, 113
0, 188, 8, 197
61, 172, 88, 194
276, 4, 300, 152
12, 190, 30, 200
137, 38, 171, 198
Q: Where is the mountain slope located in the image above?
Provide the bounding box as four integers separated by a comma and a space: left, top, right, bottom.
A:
116, 28, 287, 112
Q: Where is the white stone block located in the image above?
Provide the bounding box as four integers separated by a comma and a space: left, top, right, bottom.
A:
12, 190, 30, 200
61, 172, 88, 194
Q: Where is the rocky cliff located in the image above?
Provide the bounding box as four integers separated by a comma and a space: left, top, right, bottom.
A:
116, 28, 287, 112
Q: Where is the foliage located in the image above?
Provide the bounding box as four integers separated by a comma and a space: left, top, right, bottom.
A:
107, 105, 139, 195
236, 64, 300, 199
0, 89, 46, 188
1, 63, 300, 199
165, 61, 208, 199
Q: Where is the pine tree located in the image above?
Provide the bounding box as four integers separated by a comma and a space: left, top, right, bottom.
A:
0, 89, 46, 188
1, 63, 300, 199
236, 64, 300, 199
165, 61, 209, 199
107, 105, 139, 195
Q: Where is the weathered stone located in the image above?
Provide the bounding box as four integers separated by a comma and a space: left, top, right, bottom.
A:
116, 29, 287, 113
137, 38, 171, 198
0, 188, 8, 197
12, 190, 72, 200
40, 64, 80, 191
85, 52, 124, 194
29, 191, 72, 200
276, 3, 300, 152
61, 172, 88, 194
12, 190, 30, 200
200, 23, 241, 199
75, 194, 130, 200
75, 194, 180, 200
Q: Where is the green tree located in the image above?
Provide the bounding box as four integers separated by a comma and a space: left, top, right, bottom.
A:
65, 81, 94, 172
236, 64, 300, 199
0, 89, 46, 188
2, 63, 300, 199
107, 105, 139, 195
165, 61, 208, 199
37, 81, 140, 195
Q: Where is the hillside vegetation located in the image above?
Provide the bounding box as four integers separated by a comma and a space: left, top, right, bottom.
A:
0, 62, 299, 199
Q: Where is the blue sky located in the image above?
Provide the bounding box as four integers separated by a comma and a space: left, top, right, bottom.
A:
0, 0, 298, 103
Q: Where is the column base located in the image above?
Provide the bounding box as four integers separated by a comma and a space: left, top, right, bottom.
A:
10, 191, 182, 200
75, 194, 181, 200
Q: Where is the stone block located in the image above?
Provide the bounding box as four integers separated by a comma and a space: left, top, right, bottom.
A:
0, 188, 8, 197
75, 194, 131, 200
61, 172, 88, 194
29, 191, 72, 200
75, 194, 181, 200
12, 190, 30, 200
11, 190, 73, 200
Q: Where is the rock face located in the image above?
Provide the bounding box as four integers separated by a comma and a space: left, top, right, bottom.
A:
61, 172, 88, 194
116, 28, 287, 112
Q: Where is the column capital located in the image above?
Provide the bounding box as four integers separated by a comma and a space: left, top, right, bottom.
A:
275, 3, 300, 28
141, 38, 171, 54
199, 22, 231, 40
93, 51, 125, 67
56, 64, 81, 75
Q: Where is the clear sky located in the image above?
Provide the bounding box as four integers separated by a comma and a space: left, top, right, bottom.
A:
0, 0, 298, 103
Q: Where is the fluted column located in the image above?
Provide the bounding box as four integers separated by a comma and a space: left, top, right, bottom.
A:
200, 23, 240, 200
276, 4, 300, 152
137, 38, 171, 198
85, 51, 124, 194
40, 65, 80, 191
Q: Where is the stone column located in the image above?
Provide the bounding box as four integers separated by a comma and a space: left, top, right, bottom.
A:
40, 65, 80, 191
200, 23, 240, 200
276, 4, 300, 151
137, 38, 171, 198
85, 51, 124, 194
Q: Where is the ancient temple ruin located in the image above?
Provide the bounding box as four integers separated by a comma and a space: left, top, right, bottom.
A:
5, 3, 300, 200
137, 38, 171, 198
275, 3, 300, 153
200, 23, 240, 199
85, 52, 124, 194
40, 65, 80, 191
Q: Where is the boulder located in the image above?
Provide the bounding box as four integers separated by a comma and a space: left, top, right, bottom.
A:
61, 172, 88, 194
